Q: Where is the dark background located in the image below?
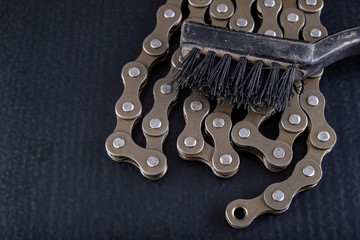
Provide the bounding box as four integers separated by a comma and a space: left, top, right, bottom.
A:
1, 0, 360, 239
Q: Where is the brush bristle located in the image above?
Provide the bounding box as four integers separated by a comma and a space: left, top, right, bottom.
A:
173, 48, 297, 112
257, 62, 280, 109
241, 60, 264, 110
229, 57, 247, 106
172, 48, 200, 88
208, 54, 232, 97
274, 65, 296, 112
188, 51, 216, 89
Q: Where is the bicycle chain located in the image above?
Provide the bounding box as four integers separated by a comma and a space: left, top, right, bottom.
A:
105, 0, 218, 180
105, 0, 337, 229
226, 0, 337, 228
177, 0, 241, 177
143, 0, 213, 154
105, 0, 184, 180
178, 0, 308, 175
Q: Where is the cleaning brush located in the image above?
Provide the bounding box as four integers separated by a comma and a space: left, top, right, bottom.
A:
173, 21, 360, 112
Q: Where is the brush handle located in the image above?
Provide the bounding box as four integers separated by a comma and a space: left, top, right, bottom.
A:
180, 21, 360, 77
313, 27, 360, 74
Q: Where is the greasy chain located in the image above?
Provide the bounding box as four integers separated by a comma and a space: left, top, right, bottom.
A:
105, 0, 336, 229
106, 0, 185, 180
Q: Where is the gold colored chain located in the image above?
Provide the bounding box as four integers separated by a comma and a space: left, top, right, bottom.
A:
226, 0, 336, 228
105, 0, 184, 180
105, 0, 337, 229
178, 0, 240, 177
105, 0, 215, 180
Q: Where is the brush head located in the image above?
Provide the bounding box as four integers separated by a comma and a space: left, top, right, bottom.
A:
180, 21, 310, 77
171, 21, 304, 113
173, 21, 360, 112
173, 48, 297, 113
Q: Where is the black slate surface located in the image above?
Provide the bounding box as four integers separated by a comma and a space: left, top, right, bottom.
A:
0, 0, 360, 239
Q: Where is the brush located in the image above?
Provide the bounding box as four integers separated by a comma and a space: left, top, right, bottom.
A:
172, 21, 360, 112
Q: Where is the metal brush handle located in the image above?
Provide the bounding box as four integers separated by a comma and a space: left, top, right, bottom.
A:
313, 27, 360, 73
181, 21, 360, 78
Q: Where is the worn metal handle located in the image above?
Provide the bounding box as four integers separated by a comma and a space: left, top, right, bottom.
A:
313, 27, 360, 73
180, 21, 360, 78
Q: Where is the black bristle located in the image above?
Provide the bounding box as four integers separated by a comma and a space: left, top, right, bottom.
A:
258, 62, 280, 108
188, 51, 216, 89
215, 54, 232, 97
230, 57, 247, 106
283, 66, 296, 106
198, 51, 216, 93
224, 59, 239, 98
206, 54, 232, 97
172, 47, 298, 113
241, 60, 264, 109
172, 48, 200, 88
273, 65, 296, 112
247, 61, 264, 98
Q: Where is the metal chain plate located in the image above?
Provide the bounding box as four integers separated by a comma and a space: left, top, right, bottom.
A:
105, 0, 337, 229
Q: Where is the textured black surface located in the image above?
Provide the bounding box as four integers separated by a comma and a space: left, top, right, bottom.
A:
0, 0, 360, 239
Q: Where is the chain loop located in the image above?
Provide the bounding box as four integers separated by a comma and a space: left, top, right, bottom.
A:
226, 0, 337, 228
106, 0, 337, 228
106, 0, 185, 179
